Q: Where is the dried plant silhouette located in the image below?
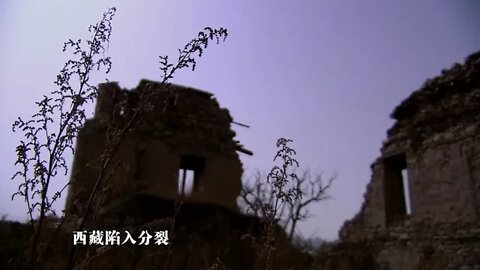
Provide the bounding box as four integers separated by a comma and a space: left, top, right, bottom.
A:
66, 24, 227, 270
11, 7, 116, 268
7, 4, 336, 270
239, 138, 309, 270
241, 168, 335, 240
9, 6, 231, 270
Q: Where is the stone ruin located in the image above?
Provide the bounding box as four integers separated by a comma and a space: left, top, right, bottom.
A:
58, 80, 310, 270
322, 51, 480, 269
65, 79, 253, 217
60, 51, 480, 269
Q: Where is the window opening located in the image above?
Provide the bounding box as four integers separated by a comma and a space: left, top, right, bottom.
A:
383, 153, 411, 225
177, 155, 205, 196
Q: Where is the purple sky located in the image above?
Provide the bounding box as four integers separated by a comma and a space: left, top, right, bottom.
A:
1, 1, 479, 241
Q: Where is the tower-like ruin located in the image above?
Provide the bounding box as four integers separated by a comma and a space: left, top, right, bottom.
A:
65, 79, 252, 217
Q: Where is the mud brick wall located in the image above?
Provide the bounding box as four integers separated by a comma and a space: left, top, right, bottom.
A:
65, 80, 250, 217
333, 51, 480, 270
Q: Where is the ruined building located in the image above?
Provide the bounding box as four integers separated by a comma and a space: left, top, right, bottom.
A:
65, 80, 253, 217
321, 52, 480, 269
49, 80, 310, 270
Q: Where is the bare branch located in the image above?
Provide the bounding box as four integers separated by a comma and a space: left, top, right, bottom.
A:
239, 166, 335, 241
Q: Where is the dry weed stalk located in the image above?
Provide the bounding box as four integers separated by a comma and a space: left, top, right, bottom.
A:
242, 138, 302, 270
239, 138, 335, 269
10, 5, 228, 269
241, 169, 335, 240
66, 24, 228, 270
11, 7, 116, 268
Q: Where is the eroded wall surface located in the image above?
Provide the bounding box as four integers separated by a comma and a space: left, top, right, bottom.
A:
333, 51, 480, 269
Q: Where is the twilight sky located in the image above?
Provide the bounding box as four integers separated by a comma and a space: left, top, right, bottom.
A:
1, 0, 479, 241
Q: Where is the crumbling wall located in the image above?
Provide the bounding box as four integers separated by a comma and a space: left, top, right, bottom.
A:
65, 80, 250, 217
335, 51, 480, 269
